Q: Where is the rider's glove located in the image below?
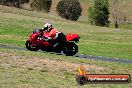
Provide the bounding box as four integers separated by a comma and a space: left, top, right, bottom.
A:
42, 37, 51, 42
42, 37, 47, 41
38, 37, 42, 40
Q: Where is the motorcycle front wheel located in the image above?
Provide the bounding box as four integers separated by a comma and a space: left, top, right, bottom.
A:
25, 40, 39, 51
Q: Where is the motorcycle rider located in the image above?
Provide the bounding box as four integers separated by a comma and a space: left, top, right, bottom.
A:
42, 23, 59, 41
42, 23, 66, 49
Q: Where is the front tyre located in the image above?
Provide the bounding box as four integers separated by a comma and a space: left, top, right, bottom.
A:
25, 40, 39, 51
63, 42, 78, 56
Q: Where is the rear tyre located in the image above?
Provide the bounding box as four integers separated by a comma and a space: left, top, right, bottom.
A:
63, 42, 78, 56
25, 40, 39, 51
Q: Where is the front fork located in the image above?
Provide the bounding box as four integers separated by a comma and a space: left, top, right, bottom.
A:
28, 38, 39, 47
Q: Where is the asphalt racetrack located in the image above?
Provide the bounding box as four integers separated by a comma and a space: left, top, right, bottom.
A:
0, 44, 132, 64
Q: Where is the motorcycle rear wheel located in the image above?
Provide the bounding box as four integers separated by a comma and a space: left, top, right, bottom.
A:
25, 40, 39, 51
63, 42, 78, 56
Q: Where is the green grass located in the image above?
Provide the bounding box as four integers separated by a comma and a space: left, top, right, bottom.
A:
0, 48, 132, 88
110, 23, 132, 30
0, 66, 76, 88
0, 3, 132, 88
0, 6, 132, 59
120, 23, 132, 30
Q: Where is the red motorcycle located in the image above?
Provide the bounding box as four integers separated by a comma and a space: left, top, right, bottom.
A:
25, 29, 80, 56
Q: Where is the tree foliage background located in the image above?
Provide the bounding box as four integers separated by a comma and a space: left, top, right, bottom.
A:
88, 0, 110, 26
56, 0, 82, 21
30, 0, 52, 12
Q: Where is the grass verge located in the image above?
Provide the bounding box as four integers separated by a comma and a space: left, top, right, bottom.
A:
0, 48, 132, 88
0, 9, 132, 59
